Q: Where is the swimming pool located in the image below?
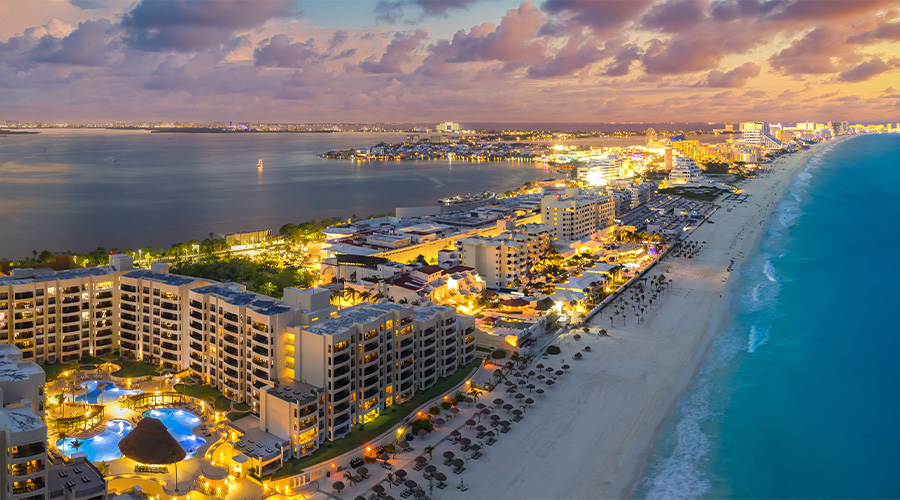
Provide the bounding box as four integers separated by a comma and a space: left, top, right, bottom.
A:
57, 409, 206, 462
74, 381, 142, 405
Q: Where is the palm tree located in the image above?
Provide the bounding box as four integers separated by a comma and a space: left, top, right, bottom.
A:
467, 388, 480, 402
344, 471, 359, 486
97, 461, 110, 477
359, 290, 372, 303
330, 287, 343, 309
169, 448, 180, 492
102, 351, 116, 374
385, 472, 395, 487
424, 445, 434, 461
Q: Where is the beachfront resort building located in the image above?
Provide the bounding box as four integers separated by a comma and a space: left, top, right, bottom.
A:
541, 193, 615, 243
668, 155, 705, 185
741, 121, 786, 150
0, 344, 106, 500
577, 154, 623, 186
460, 223, 552, 288
0, 261, 133, 365
287, 302, 475, 441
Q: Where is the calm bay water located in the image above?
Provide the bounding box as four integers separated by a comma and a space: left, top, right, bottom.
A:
0, 130, 561, 259
638, 134, 900, 498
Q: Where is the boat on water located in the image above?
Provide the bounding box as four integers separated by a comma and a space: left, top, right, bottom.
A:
257, 159, 263, 170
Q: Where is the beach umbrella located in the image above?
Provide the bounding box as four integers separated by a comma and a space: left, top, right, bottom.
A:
484, 430, 495, 438
452, 459, 465, 468
527, 370, 536, 377
425, 465, 437, 474
450, 430, 461, 438
545, 367, 554, 373
555, 370, 564, 376
414, 456, 427, 464
584, 346, 592, 351
546, 379, 555, 387
536, 388, 545, 395
413, 488, 425, 498
500, 420, 510, 427
562, 364, 570, 371
502, 403, 513, 411
357, 466, 369, 476
504, 380, 514, 386
537, 374, 545, 380
525, 398, 534, 405
574, 352, 583, 360
493, 398, 504, 406
117, 417, 185, 464
434, 472, 447, 482
333, 481, 345, 493
469, 444, 481, 452
433, 417, 445, 426
476, 424, 487, 432
450, 407, 460, 414
490, 414, 500, 421
395, 470, 408, 479
372, 484, 385, 494
536, 363, 544, 369
384, 497, 396, 500
399, 440, 410, 449
514, 393, 524, 400
465, 419, 476, 427
526, 383, 535, 391
464, 397, 473, 405
475, 403, 486, 409
443, 451, 455, 459
355, 496, 366, 500
574, 334, 582, 340
506, 387, 516, 394
459, 437, 471, 446
512, 409, 523, 417
480, 408, 490, 415
405, 479, 418, 489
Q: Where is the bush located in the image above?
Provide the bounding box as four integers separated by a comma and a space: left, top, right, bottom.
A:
428, 406, 441, 415
364, 456, 377, 464
411, 417, 433, 435
441, 402, 452, 411
491, 349, 508, 360
546, 345, 561, 355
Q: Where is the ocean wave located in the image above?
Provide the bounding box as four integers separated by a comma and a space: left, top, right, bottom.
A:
640, 331, 744, 500
748, 324, 770, 353
751, 283, 761, 303
763, 259, 778, 284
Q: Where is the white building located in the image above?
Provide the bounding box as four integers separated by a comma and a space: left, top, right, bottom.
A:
577, 154, 623, 185
541, 194, 615, 243
741, 121, 786, 150
668, 155, 705, 184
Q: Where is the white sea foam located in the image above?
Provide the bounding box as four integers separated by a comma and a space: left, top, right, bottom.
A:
641, 332, 744, 500
763, 259, 778, 283
751, 283, 761, 302
747, 324, 770, 353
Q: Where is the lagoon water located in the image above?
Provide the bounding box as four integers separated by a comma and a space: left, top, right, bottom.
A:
0, 129, 560, 259
638, 134, 900, 498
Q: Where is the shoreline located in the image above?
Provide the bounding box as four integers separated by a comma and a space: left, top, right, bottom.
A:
619, 138, 847, 498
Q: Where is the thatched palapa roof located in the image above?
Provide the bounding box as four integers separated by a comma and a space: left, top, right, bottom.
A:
117, 417, 186, 464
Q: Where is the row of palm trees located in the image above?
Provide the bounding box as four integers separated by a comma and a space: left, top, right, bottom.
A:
607, 273, 673, 327
330, 287, 391, 309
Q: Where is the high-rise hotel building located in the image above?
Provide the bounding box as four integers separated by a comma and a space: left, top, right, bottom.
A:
0, 264, 127, 365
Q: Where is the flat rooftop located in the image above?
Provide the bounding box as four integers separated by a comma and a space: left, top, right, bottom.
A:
0, 406, 45, 432
192, 285, 292, 315
0, 265, 116, 286
267, 379, 321, 405
48, 458, 106, 500
413, 304, 453, 321
0, 344, 44, 382
306, 301, 407, 336
122, 269, 200, 286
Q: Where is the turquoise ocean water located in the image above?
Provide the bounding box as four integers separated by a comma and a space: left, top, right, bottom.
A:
638, 134, 900, 499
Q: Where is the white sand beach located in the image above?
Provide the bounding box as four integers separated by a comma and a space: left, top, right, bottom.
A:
307, 142, 834, 500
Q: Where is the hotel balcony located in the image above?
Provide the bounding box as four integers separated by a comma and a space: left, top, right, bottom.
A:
10, 443, 45, 460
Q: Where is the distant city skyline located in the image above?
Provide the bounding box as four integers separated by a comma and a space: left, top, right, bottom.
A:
1, 0, 899, 123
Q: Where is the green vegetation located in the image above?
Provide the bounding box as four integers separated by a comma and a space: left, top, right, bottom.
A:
702, 161, 731, 174
233, 402, 252, 412
546, 345, 561, 355
111, 360, 157, 378
227, 412, 251, 421
174, 383, 232, 411
410, 417, 434, 435
279, 218, 345, 247
171, 255, 317, 298
659, 186, 728, 201
269, 359, 480, 480
490, 349, 508, 360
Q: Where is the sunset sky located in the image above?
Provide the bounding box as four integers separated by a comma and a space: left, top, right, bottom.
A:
2, 0, 899, 123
